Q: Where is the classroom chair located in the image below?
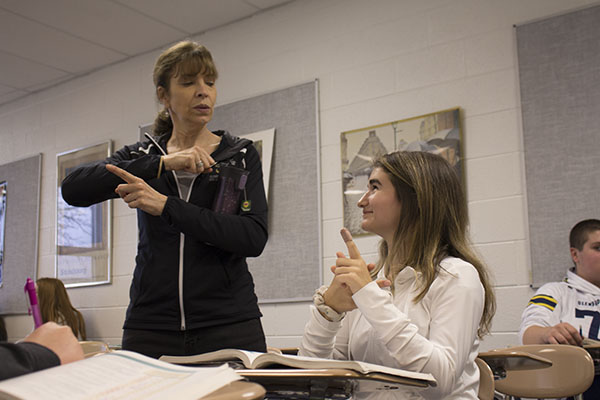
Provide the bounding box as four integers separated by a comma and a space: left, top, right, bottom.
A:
266, 346, 283, 354
475, 357, 495, 400
203, 381, 265, 400
278, 347, 299, 355
493, 344, 594, 399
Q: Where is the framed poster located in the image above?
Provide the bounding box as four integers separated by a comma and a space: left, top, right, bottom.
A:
0, 155, 41, 314
56, 142, 112, 287
209, 81, 320, 302
240, 128, 275, 199
341, 107, 462, 236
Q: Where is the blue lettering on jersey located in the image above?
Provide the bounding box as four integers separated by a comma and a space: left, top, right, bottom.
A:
576, 309, 600, 340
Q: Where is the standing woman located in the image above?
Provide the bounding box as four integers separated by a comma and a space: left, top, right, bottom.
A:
300, 151, 496, 399
61, 41, 268, 358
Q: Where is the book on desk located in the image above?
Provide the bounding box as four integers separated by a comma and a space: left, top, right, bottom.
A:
0, 350, 241, 400
159, 349, 436, 389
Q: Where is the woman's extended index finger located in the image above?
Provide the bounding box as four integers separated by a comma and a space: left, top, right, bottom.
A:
106, 164, 138, 184
340, 228, 361, 259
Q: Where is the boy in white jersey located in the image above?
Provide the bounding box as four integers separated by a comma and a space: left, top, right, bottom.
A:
520, 219, 600, 345
520, 219, 600, 399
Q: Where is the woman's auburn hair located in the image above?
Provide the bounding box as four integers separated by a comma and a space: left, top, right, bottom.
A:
151, 40, 218, 137
37, 278, 87, 340
372, 151, 496, 338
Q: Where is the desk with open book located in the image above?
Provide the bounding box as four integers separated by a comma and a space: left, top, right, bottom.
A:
0, 346, 436, 400
160, 348, 437, 399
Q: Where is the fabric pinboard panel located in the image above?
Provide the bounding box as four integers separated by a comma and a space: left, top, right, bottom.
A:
0, 154, 42, 314
208, 81, 321, 302
516, 5, 600, 287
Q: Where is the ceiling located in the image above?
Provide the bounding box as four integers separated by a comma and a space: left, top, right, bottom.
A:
0, 0, 292, 107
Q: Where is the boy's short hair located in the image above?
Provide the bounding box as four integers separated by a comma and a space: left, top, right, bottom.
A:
569, 219, 600, 250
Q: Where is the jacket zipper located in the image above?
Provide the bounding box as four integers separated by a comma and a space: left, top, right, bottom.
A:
144, 133, 189, 331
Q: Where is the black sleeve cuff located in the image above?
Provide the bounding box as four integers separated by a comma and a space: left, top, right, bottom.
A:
0, 342, 60, 381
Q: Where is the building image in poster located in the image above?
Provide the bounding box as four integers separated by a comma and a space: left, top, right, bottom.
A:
341, 108, 462, 236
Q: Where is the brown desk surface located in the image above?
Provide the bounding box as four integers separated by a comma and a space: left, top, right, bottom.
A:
478, 350, 552, 376
203, 381, 265, 400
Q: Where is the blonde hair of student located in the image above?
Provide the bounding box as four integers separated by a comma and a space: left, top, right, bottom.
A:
152, 40, 219, 137
372, 151, 496, 338
37, 278, 87, 340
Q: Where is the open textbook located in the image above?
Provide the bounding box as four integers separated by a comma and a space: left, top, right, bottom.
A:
160, 349, 436, 386
0, 350, 240, 400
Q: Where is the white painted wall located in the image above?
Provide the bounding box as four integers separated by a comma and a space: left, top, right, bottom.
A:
1, 0, 596, 351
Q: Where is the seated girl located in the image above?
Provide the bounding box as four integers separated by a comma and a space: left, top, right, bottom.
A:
37, 278, 87, 341
299, 151, 495, 399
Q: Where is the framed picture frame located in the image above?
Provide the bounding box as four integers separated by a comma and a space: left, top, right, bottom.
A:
240, 128, 275, 199
0, 181, 6, 288
56, 141, 112, 287
341, 107, 463, 236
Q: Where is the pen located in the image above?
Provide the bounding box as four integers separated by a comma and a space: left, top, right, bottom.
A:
24, 277, 43, 329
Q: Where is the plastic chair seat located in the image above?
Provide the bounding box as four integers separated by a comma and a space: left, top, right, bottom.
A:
475, 357, 494, 400
493, 344, 594, 398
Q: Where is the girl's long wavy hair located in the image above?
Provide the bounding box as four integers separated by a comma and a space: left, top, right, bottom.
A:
37, 278, 87, 340
371, 151, 495, 338
152, 40, 218, 136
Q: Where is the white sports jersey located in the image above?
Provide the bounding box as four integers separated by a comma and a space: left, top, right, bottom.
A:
520, 269, 600, 343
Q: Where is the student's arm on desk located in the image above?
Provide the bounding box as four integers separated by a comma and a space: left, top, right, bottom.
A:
0, 342, 59, 381
0, 350, 240, 400
0, 322, 83, 381
518, 282, 580, 345
24, 322, 84, 365
522, 324, 583, 346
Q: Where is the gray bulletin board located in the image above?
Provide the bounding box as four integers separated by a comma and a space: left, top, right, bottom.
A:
209, 81, 321, 302
516, 5, 600, 287
0, 154, 42, 314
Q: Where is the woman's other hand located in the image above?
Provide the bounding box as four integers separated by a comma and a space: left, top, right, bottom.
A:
107, 164, 167, 216
162, 145, 215, 174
